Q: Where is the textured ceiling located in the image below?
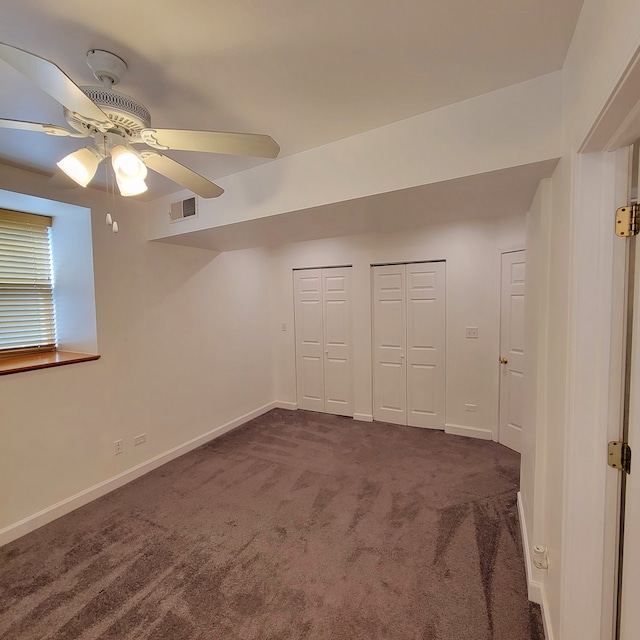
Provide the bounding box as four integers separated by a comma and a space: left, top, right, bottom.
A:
0, 0, 583, 199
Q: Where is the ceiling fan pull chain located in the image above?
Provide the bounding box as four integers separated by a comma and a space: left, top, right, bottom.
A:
101, 134, 120, 233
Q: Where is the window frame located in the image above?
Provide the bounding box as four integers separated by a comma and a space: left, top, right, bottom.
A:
0, 192, 100, 376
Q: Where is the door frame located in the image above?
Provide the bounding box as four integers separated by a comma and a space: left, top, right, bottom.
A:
559, 147, 629, 640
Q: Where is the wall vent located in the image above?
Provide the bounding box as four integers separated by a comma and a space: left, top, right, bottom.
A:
169, 197, 197, 222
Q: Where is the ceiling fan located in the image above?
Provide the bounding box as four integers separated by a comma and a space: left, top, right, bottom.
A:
0, 43, 280, 198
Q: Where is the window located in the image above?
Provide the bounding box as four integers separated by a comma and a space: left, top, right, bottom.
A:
0, 209, 56, 357
0, 192, 99, 375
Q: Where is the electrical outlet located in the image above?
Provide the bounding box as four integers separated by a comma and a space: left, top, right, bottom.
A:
134, 433, 146, 446
114, 439, 123, 455
465, 327, 479, 339
465, 403, 477, 412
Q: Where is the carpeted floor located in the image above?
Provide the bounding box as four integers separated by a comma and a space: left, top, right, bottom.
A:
0, 409, 544, 640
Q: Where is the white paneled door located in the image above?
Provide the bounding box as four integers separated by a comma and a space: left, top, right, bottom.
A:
294, 267, 353, 417
498, 250, 525, 453
406, 263, 446, 428
294, 269, 324, 412
373, 265, 407, 425
373, 262, 445, 429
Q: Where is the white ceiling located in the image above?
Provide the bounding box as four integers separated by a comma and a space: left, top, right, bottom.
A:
0, 0, 583, 199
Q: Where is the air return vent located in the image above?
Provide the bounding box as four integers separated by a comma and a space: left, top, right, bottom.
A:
169, 197, 197, 222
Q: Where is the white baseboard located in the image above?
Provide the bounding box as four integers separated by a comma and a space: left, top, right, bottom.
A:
517, 491, 553, 640
517, 492, 543, 605
445, 422, 493, 440
353, 413, 374, 422
539, 583, 553, 640
0, 401, 280, 548
274, 401, 298, 411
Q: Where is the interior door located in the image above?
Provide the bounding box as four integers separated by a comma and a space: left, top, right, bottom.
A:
323, 267, 353, 416
406, 262, 446, 428
499, 250, 525, 453
294, 269, 325, 412
373, 265, 407, 425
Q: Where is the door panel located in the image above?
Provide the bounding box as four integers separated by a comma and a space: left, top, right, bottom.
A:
294, 270, 324, 412
499, 251, 525, 452
373, 265, 407, 425
323, 268, 353, 416
379, 363, 406, 414
408, 364, 437, 417
406, 262, 445, 428
301, 356, 324, 403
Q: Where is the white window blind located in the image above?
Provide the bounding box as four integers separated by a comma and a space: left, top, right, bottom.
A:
0, 209, 56, 356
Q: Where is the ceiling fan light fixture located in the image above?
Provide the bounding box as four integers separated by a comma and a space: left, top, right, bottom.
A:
115, 173, 148, 197
111, 145, 147, 181
56, 147, 102, 187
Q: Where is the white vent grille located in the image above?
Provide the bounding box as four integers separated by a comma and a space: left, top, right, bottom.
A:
170, 197, 198, 222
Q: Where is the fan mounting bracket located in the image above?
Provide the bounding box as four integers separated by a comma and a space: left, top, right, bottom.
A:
86, 49, 127, 86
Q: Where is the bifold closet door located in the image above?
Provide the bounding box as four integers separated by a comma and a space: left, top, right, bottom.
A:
406, 262, 445, 428
294, 269, 324, 412
373, 262, 445, 429
322, 268, 353, 416
294, 267, 353, 416
372, 265, 407, 425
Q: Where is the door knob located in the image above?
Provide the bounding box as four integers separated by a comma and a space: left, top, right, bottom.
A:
400, 354, 405, 359
499, 356, 508, 364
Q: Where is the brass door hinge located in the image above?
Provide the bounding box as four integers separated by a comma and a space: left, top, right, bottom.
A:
608, 441, 632, 473
616, 204, 640, 237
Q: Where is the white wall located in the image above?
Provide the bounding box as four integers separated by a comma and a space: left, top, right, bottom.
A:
520, 158, 573, 638
520, 2, 640, 639
521, 178, 551, 560
563, 0, 640, 149
269, 214, 525, 434
0, 166, 274, 537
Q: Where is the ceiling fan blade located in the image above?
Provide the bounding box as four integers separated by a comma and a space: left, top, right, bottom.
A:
141, 152, 224, 198
0, 118, 88, 137
0, 43, 111, 129
140, 128, 280, 158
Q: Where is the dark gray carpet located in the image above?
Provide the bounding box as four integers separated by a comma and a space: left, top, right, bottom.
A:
0, 409, 543, 639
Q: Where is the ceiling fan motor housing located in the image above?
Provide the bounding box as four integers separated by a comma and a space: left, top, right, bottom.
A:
64, 88, 152, 136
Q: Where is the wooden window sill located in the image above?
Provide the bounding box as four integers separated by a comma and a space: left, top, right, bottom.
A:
0, 351, 100, 376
